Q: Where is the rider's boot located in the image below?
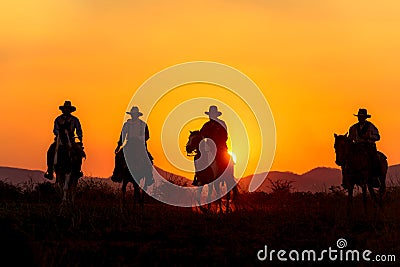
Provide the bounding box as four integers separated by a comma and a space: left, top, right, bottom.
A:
45, 142, 56, 180
44, 169, 54, 180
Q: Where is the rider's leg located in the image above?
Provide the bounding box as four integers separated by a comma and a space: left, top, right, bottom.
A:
44, 142, 56, 179
368, 145, 381, 188
372, 149, 381, 177
341, 168, 349, 190
76, 142, 84, 178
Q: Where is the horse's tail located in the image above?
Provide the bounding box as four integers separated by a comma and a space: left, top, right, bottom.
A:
378, 151, 388, 196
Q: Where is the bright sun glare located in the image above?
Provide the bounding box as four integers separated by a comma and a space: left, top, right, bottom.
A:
228, 151, 237, 165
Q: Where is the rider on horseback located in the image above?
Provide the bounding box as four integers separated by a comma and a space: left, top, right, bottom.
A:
111, 106, 154, 183
193, 105, 229, 185
44, 101, 85, 180
344, 108, 381, 188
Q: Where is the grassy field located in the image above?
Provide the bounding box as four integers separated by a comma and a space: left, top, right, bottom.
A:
0, 179, 399, 267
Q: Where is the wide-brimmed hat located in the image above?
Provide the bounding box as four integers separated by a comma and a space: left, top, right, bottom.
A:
205, 105, 222, 117
126, 106, 143, 117
59, 101, 76, 112
354, 108, 371, 118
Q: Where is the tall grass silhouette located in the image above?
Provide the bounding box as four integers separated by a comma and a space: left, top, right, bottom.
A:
0, 176, 399, 266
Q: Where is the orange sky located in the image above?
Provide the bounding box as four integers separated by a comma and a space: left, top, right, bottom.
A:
1, 0, 400, 178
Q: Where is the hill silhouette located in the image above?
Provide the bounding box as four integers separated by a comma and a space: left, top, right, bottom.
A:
238, 167, 342, 193
0, 167, 46, 185
1, 164, 399, 192
0, 166, 192, 187
237, 164, 400, 193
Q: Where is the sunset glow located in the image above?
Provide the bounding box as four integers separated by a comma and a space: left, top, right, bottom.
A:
228, 151, 237, 165
1, 1, 400, 178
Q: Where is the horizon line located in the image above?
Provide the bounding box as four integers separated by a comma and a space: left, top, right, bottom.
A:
1, 164, 399, 179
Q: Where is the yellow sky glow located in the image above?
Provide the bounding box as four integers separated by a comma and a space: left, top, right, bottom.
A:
1, 0, 400, 178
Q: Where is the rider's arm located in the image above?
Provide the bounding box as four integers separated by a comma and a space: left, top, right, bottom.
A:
219, 120, 228, 143
75, 117, 83, 142
53, 117, 59, 137
199, 121, 210, 138
115, 125, 126, 154
117, 122, 128, 147
348, 125, 357, 142
117, 131, 124, 147
115, 132, 123, 153
369, 123, 380, 142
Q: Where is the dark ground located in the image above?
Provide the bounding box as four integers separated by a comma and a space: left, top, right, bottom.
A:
0, 180, 399, 267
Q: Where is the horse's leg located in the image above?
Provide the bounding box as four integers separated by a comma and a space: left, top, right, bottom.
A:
232, 185, 239, 211
71, 175, 79, 205
368, 183, 378, 207
68, 174, 76, 206
362, 184, 368, 214
226, 185, 238, 213
133, 182, 141, 210
63, 173, 71, 204
212, 182, 222, 213
196, 187, 203, 212
224, 175, 237, 213
226, 186, 230, 213
207, 184, 213, 211
347, 186, 353, 217
378, 159, 388, 207
140, 183, 146, 220
134, 183, 141, 209
55, 172, 62, 199
379, 177, 386, 202
226, 185, 231, 214
70, 179, 76, 205
141, 183, 147, 207
122, 179, 128, 206
378, 180, 386, 208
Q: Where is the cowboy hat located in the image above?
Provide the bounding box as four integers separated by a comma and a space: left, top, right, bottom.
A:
59, 101, 76, 112
126, 106, 143, 117
205, 105, 222, 117
354, 108, 371, 118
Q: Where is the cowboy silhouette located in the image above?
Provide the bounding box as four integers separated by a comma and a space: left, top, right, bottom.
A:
111, 106, 153, 181
44, 101, 85, 180
193, 105, 229, 185
344, 108, 381, 188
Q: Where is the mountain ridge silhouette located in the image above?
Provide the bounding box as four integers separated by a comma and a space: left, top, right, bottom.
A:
1, 165, 399, 193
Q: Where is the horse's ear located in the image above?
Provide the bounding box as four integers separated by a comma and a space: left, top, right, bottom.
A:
334, 133, 337, 138
190, 130, 193, 134
345, 132, 348, 137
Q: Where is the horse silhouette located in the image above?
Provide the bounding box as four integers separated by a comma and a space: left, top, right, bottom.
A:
186, 130, 238, 213
112, 141, 154, 210
334, 133, 387, 210
54, 129, 85, 206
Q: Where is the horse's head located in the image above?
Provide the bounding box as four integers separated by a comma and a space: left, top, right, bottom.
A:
334, 133, 351, 166
186, 130, 202, 155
